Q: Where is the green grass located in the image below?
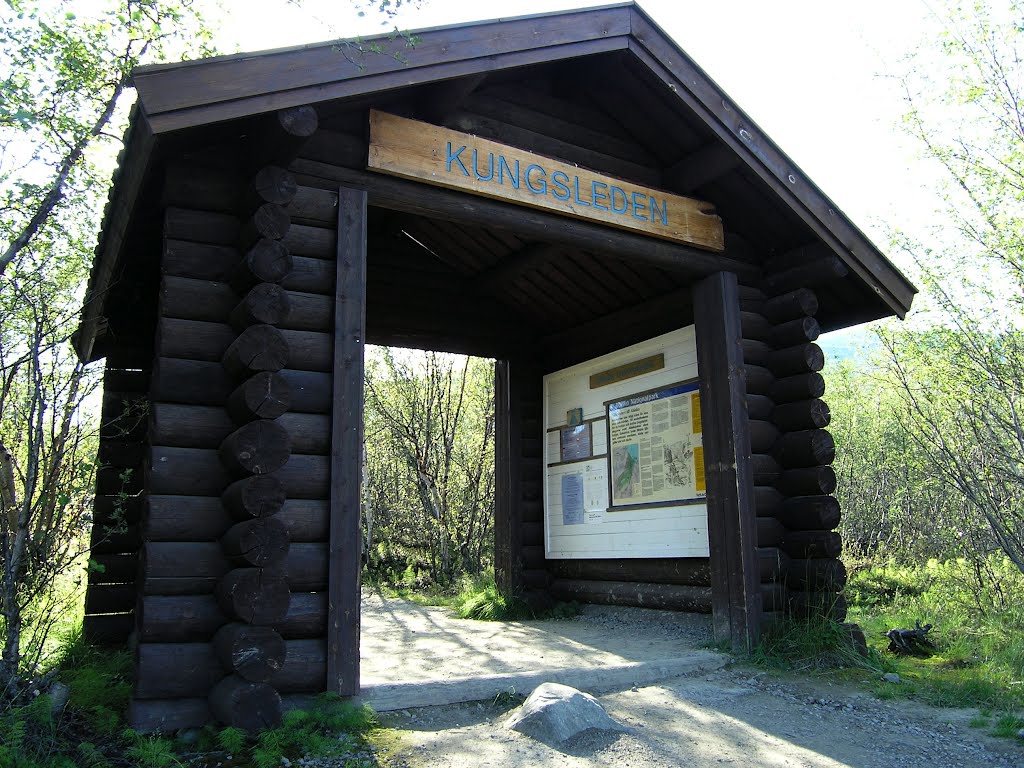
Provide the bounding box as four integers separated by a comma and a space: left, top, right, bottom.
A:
844, 556, 1024, 737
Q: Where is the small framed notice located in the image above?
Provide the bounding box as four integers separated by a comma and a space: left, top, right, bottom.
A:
560, 423, 592, 462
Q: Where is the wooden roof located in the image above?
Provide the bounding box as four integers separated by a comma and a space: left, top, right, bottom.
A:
76, 2, 914, 362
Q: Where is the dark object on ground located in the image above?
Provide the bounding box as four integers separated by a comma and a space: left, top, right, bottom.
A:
885, 621, 935, 656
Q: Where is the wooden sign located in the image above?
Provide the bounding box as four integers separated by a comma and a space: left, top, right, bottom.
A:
367, 110, 725, 251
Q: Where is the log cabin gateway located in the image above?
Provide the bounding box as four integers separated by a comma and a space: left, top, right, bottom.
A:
74, 2, 916, 733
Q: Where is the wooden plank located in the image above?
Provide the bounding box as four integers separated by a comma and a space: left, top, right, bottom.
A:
493, 361, 517, 597
693, 271, 761, 651
135, 9, 631, 125
368, 111, 724, 251
327, 186, 366, 697
293, 161, 755, 280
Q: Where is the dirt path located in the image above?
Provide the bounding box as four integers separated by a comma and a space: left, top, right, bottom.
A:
357, 593, 1022, 767
379, 666, 1024, 768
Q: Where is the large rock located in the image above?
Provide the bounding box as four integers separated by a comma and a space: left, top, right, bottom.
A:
504, 682, 629, 746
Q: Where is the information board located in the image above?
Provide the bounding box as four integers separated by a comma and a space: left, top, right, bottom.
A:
542, 328, 710, 560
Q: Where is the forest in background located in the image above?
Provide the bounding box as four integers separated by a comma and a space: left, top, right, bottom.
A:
1, 0, 1023, 759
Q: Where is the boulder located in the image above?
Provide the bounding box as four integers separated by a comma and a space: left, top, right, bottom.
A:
504, 682, 628, 746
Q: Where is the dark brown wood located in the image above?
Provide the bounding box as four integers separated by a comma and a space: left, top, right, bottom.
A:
83, 613, 135, 645
773, 398, 831, 430
753, 486, 783, 516
165, 207, 238, 245
768, 317, 820, 347
693, 271, 760, 650
152, 403, 329, 454
547, 558, 711, 586
222, 476, 288, 520
494, 360, 516, 597
135, 642, 224, 699
773, 429, 835, 468
147, 494, 327, 540
88, 553, 138, 583
143, 541, 228, 595
227, 372, 291, 423
90, 524, 140, 555
84, 584, 136, 614
160, 275, 234, 324
549, 579, 712, 613
282, 224, 336, 259
743, 365, 774, 395
149, 447, 329, 498
787, 591, 848, 621
751, 453, 781, 485
762, 289, 818, 323
129, 697, 211, 733
776, 495, 841, 531
771, 372, 825, 403
252, 165, 298, 206
230, 239, 294, 293
749, 420, 780, 453
219, 420, 293, 476
776, 466, 837, 497
138, 593, 326, 642
230, 283, 291, 331
327, 185, 366, 698
162, 164, 242, 214
763, 256, 849, 297
768, 343, 825, 377
757, 546, 787, 582
213, 623, 287, 681
208, 674, 283, 733
780, 530, 842, 559
739, 311, 771, 341
93, 494, 142, 526
756, 516, 785, 547
268, 638, 327, 694
741, 339, 772, 366
747, 394, 774, 421
154, 358, 331, 414
221, 324, 291, 379
222, 518, 290, 568
286, 186, 338, 225
240, 203, 291, 248
783, 558, 847, 592
217, 568, 291, 625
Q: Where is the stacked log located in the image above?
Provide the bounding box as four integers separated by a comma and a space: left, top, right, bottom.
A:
130, 106, 334, 734
741, 281, 847, 623
84, 367, 150, 645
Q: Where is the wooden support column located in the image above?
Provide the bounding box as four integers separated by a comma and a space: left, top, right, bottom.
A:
693, 271, 761, 651
493, 360, 520, 597
327, 186, 366, 696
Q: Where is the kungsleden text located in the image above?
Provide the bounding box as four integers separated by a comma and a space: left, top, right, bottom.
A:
445, 143, 669, 226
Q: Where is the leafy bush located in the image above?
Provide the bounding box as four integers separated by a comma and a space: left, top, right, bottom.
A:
454, 572, 532, 621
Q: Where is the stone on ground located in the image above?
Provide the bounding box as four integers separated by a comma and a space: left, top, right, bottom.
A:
504, 682, 628, 745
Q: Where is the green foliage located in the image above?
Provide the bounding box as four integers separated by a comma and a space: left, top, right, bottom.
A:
247, 695, 378, 767
454, 572, 532, 621
123, 731, 180, 768
363, 348, 496, 588
847, 557, 1024, 729
752, 614, 884, 673
216, 725, 247, 754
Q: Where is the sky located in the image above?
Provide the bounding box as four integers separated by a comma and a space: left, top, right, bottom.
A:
199, 0, 950, 355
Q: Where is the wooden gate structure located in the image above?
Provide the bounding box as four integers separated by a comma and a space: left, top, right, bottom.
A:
74, 3, 915, 733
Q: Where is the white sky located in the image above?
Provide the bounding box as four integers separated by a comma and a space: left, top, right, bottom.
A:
200, 0, 950, 350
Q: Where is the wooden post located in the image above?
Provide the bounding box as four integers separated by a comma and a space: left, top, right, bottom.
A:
493, 360, 517, 597
327, 186, 366, 696
693, 271, 761, 651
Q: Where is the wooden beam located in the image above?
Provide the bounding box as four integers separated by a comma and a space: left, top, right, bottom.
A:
493, 360, 519, 597
663, 142, 741, 195
417, 74, 487, 124
693, 271, 761, 651
291, 161, 759, 279
327, 186, 366, 697
469, 243, 559, 294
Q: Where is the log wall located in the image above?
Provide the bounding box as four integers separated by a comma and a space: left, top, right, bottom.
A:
126, 108, 341, 734
740, 276, 847, 624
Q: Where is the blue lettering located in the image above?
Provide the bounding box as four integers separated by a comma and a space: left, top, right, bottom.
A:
610, 186, 628, 214
525, 164, 547, 194
650, 197, 668, 226
472, 149, 494, 181
631, 191, 648, 221
573, 177, 591, 207
446, 143, 469, 176
498, 156, 520, 188
591, 181, 609, 211
551, 171, 571, 200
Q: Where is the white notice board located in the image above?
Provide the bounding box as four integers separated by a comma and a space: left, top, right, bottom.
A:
542, 327, 710, 559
